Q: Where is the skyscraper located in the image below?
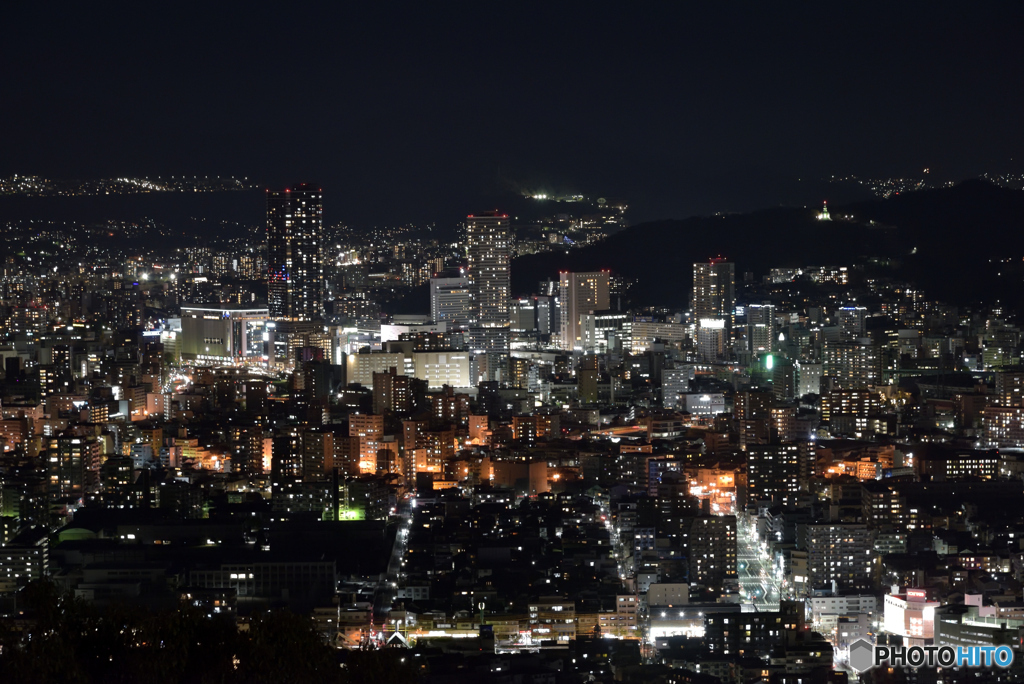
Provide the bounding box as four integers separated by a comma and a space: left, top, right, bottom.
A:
466, 212, 511, 327
466, 212, 511, 353
692, 258, 735, 326
558, 271, 610, 351
267, 184, 323, 321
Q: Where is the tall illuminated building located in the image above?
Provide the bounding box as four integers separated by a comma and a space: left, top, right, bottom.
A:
823, 340, 881, 390
746, 443, 800, 507
747, 302, 776, 353
696, 319, 727, 362
837, 306, 868, 340
558, 271, 610, 351
267, 184, 323, 321
466, 212, 511, 352
692, 258, 735, 328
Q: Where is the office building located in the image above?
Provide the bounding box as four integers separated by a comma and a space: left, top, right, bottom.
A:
534, 296, 553, 336
581, 310, 628, 353
267, 184, 323, 321
883, 588, 940, 646
629, 320, 686, 354
346, 352, 406, 388
558, 271, 610, 351
413, 351, 472, 389
430, 276, 474, 326
683, 392, 726, 417
796, 361, 823, 397
510, 297, 537, 335
180, 305, 269, 364
933, 603, 1024, 651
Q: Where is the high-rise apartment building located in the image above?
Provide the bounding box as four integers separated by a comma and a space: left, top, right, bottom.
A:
803, 523, 875, 592
267, 184, 323, 321
837, 306, 868, 340
747, 302, 776, 353
349, 413, 384, 474
995, 371, 1024, 407
372, 368, 412, 415
821, 388, 880, 436
662, 367, 690, 409
50, 434, 101, 500
465, 212, 511, 353
466, 212, 511, 328
823, 339, 881, 389
696, 319, 727, 362
796, 361, 823, 397
747, 443, 801, 507
688, 516, 737, 589
558, 271, 610, 351
692, 258, 735, 327
772, 359, 796, 401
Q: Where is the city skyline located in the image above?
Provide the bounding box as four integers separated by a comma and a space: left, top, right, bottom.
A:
4, 4, 1024, 682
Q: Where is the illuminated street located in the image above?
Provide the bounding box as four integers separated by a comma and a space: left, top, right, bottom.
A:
737, 518, 781, 612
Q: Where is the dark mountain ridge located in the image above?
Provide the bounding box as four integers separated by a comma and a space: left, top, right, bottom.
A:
511, 179, 1024, 310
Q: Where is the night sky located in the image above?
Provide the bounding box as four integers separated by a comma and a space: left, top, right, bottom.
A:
3, 2, 1023, 226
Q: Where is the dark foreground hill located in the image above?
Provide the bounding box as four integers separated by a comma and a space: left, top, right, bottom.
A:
511, 179, 1024, 310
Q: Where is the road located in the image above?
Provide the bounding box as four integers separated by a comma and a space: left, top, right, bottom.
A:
373, 499, 412, 623
737, 519, 782, 612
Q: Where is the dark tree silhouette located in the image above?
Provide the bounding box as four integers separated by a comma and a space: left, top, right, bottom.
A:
0, 581, 419, 684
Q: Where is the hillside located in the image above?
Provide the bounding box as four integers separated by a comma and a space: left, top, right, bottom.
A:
511, 180, 1024, 309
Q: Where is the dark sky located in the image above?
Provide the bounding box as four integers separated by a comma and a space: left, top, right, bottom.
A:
3, 2, 1023, 227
